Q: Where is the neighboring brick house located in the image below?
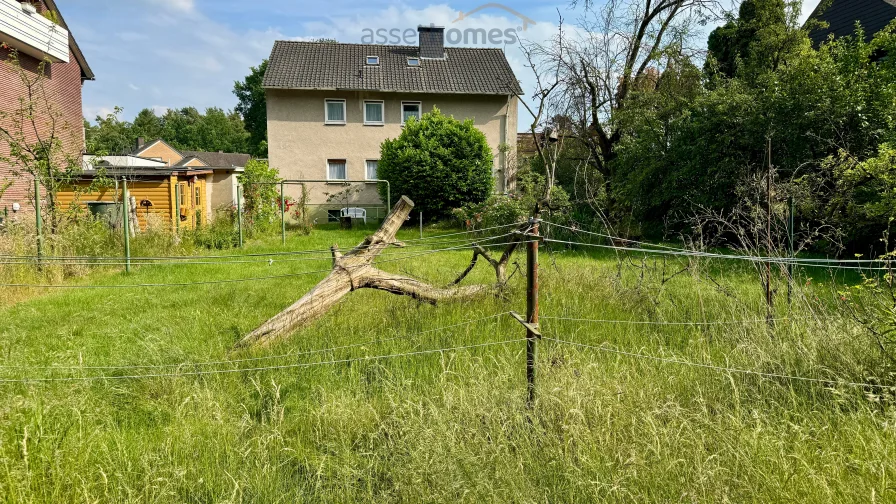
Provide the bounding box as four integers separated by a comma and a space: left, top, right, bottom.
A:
263, 26, 521, 222
0, 0, 93, 215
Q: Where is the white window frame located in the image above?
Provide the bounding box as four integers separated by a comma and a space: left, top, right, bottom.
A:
366, 55, 379, 65
324, 99, 346, 125
407, 57, 420, 66
401, 101, 422, 125
363, 100, 385, 126
365, 159, 379, 181
327, 159, 347, 181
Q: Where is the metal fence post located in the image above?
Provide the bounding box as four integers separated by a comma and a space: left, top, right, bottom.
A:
33, 177, 42, 270
788, 195, 794, 306
237, 185, 243, 248
280, 180, 286, 245
122, 177, 131, 273
526, 219, 540, 407
419, 211, 423, 239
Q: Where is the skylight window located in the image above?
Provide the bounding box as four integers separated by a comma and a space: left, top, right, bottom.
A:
366, 56, 379, 65
407, 57, 420, 66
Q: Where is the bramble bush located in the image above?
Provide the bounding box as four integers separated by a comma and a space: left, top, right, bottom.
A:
378, 108, 493, 220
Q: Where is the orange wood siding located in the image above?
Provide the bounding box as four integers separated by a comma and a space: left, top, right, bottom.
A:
57, 180, 173, 230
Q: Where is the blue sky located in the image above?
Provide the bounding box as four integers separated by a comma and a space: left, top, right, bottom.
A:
63, 0, 820, 127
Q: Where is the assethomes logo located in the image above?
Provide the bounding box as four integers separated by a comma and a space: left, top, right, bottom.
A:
361, 3, 533, 46
453, 3, 536, 32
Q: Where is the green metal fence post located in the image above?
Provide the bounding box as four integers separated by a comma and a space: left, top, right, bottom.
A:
280, 180, 286, 245
34, 177, 42, 270
788, 196, 794, 306
237, 185, 243, 248
122, 177, 131, 273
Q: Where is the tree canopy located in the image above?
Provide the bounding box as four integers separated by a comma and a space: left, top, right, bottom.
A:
85, 107, 250, 155
233, 59, 268, 157
378, 108, 494, 219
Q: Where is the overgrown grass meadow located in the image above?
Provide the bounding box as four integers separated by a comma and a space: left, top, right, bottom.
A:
0, 224, 894, 502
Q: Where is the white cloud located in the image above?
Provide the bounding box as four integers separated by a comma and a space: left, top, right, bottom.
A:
147, 0, 194, 13
83, 105, 115, 120
128, 83, 140, 91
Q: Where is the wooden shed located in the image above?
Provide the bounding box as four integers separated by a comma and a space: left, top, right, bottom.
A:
57, 168, 212, 231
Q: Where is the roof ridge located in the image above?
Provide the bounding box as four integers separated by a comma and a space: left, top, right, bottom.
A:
274, 40, 504, 51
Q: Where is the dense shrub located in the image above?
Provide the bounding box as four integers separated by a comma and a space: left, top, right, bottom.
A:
237, 159, 280, 232
378, 108, 493, 219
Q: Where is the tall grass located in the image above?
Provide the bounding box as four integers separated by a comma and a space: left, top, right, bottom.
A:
0, 226, 893, 502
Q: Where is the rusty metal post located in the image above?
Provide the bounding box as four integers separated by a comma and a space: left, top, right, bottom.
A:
526, 218, 539, 407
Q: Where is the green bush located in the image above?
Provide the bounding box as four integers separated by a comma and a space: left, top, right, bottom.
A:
452, 169, 571, 229
378, 108, 493, 219
237, 159, 280, 233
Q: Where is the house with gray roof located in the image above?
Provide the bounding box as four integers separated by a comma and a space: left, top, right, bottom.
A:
263, 26, 521, 221
807, 0, 896, 46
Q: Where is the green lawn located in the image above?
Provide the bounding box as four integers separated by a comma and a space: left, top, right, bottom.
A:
0, 225, 893, 502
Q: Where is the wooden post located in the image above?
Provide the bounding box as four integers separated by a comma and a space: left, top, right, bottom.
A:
122, 177, 131, 273
526, 219, 539, 407
237, 185, 243, 248
33, 177, 42, 271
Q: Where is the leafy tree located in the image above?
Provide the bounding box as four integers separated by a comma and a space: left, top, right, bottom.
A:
706, 0, 800, 78
378, 108, 493, 219
233, 59, 268, 157
86, 107, 250, 155
132, 108, 164, 142
85, 107, 132, 155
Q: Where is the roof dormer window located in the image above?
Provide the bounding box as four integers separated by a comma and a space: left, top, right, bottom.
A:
407, 57, 420, 66
366, 55, 379, 65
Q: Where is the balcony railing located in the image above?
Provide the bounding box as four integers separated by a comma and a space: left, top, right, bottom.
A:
0, 0, 69, 63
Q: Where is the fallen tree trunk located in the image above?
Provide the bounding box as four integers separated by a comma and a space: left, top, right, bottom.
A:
236, 196, 526, 349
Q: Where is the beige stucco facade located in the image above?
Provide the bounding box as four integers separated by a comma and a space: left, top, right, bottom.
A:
266, 89, 518, 221
205, 170, 240, 216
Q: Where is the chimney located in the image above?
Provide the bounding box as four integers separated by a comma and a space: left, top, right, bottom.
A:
136, 137, 145, 150
418, 25, 445, 59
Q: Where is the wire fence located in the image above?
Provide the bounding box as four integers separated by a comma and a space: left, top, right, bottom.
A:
2, 218, 891, 397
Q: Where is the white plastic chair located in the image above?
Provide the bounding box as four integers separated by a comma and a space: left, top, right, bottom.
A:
340, 207, 367, 224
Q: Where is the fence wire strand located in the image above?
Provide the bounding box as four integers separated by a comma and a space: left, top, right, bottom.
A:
0, 338, 525, 384
0, 312, 511, 371
546, 336, 890, 390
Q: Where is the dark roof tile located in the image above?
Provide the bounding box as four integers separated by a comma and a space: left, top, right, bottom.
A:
263, 42, 522, 95
807, 0, 896, 45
